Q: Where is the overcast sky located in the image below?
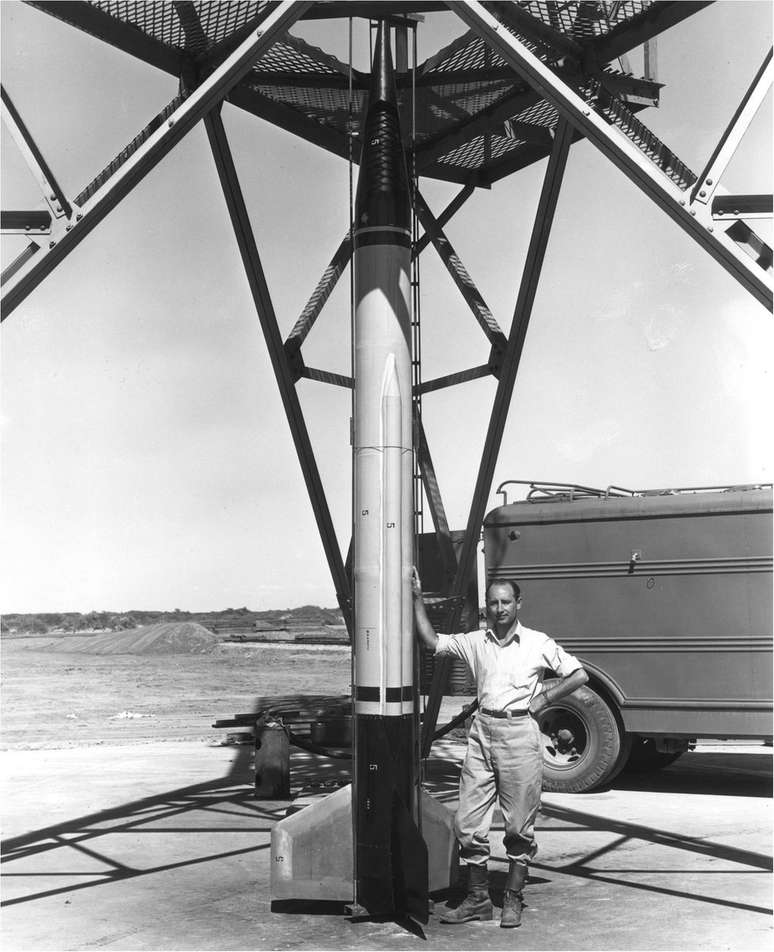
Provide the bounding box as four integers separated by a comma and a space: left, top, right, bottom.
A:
1, 2, 771, 613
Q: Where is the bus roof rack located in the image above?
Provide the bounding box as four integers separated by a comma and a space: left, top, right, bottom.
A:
494, 480, 773, 507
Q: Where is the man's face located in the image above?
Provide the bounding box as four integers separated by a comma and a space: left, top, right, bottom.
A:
486, 583, 520, 630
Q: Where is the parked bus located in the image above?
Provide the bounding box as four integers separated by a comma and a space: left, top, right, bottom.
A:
482, 481, 773, 792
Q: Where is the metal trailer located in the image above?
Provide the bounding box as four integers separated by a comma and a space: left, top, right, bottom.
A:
482, 481, 773, 793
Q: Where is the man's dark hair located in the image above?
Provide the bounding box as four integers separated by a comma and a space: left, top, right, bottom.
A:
486, 578, 521, 600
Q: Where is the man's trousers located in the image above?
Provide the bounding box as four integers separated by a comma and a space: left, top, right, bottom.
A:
455, 711, 543, 865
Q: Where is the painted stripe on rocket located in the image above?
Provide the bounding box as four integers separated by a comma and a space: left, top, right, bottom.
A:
355, 226, 411, 237
356, 686, 414, 702
354, 225, 411, 249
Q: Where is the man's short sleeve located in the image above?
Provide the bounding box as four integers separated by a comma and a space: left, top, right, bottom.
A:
435, 632, 469, 662
541, 636, 583, 677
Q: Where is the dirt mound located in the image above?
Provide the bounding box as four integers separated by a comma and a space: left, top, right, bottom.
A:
33, 622, 219, 656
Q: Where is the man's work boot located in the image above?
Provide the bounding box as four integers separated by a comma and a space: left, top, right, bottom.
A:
440, 863, 493, 923
500, 861, 527, 928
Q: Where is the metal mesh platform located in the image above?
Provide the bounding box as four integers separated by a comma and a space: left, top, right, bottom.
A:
27, 0, 687, 188
521, 0, 649, 39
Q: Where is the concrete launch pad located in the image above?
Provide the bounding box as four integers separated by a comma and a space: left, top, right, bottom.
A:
1, 737, 771, 951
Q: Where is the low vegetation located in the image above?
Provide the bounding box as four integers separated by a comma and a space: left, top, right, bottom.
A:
1, 605, 344, 636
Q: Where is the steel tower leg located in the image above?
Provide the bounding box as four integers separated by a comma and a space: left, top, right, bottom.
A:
421, 117, 574, 755
204, 107, 352, 634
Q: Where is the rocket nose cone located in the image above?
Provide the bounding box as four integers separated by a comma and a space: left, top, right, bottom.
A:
373, 20, 396, 106
354, 20, 410, 235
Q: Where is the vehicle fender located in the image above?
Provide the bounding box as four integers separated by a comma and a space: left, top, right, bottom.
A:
574, 658, 626, 712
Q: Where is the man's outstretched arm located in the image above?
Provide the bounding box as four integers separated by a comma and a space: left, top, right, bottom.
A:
411, 567, 439, 652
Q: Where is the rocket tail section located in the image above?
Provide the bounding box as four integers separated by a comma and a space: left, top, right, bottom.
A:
355, 716, 428, 923
270, 781, 457, 917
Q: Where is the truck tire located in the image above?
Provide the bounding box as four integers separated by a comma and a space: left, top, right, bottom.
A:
537, 679, 623, 793
622, 736, 685, 772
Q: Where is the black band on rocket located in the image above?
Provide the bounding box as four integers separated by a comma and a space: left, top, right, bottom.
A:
356, 686, 414, 702
354, 228, 411, 249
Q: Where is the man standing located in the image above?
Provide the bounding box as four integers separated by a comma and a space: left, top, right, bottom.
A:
411, 568, 588, 928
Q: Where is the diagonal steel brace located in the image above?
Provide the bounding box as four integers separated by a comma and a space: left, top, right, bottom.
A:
205, 105, 352, 636
414, 189, 508, 361
453, 0, 772, 311
421, 116, 574, 755
1, 0, 311, 320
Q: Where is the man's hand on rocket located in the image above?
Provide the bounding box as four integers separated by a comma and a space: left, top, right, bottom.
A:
411, 568, 438, 651
410, 566, 423, 599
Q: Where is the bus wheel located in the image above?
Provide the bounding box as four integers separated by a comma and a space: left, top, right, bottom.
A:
537, 679, 622, 793
622, 736, 686, 772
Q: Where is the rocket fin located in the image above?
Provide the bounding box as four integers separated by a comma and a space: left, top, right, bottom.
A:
270, 782, 455, 918
390, 791, 430, 924
356, 785, 429, 924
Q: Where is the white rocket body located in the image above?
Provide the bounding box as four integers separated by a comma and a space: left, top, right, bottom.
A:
353, 244, 414, 716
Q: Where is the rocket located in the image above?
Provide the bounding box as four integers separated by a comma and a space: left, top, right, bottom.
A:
270, 23, 445, 924
351, 22, 427, 922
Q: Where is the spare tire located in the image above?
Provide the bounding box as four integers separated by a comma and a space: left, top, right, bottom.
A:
537, 679, 624, 793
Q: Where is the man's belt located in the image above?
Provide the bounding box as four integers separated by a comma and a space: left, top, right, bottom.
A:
479, 707, 529, 718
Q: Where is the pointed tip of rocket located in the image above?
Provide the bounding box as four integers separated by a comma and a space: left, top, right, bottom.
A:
372, 20, 396, 106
